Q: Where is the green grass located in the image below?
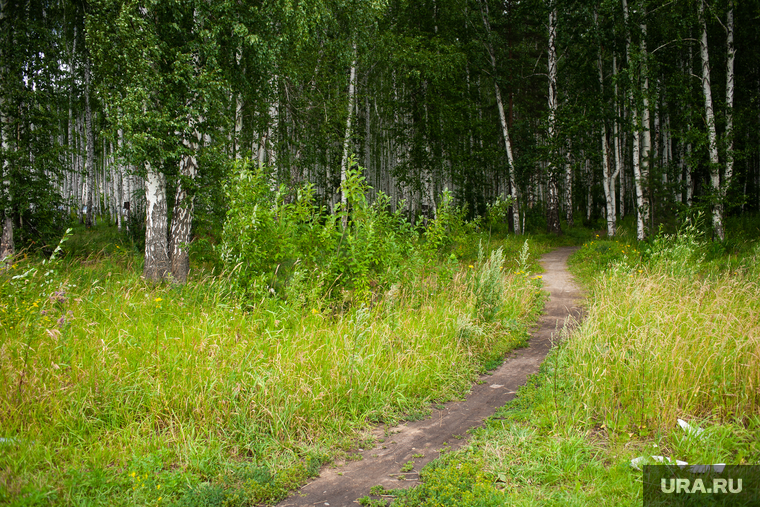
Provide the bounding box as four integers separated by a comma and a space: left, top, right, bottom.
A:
0, 226, 551, 506
383, 219, 760, 506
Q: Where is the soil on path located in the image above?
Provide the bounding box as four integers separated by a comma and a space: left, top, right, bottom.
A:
278, 247, 583, 507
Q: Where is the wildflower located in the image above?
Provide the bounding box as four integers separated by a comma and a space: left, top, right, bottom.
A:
311, 308, 318, 314
154, 298, 163, 303
57, 315, 65, 328
50, 291, 67, 303
157, 485, 161, 489
468, 265, 474, 269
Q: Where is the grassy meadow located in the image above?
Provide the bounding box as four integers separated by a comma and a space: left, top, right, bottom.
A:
0, 221, 555, 506
377, 217, 760, 507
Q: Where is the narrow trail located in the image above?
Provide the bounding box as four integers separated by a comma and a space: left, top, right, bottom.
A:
278, 247, 583, 507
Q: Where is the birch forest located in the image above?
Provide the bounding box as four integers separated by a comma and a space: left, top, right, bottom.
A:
1, 0, 758, 279
4, 1, 760, 505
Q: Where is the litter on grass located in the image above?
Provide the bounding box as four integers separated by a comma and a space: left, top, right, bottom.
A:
630, 419, 724, 472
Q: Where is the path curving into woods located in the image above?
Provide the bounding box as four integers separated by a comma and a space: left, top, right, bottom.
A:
278, 247, 583, 507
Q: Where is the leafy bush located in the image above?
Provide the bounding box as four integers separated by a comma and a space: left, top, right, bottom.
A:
218, 157, 417, 306
423, 189, 470, 255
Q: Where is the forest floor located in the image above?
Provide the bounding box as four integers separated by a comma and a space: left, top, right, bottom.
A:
277, 247, 583, 507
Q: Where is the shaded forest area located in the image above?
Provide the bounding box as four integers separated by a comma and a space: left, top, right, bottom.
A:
1, 0, 758, 277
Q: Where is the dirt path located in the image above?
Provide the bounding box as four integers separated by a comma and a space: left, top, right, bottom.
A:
278, 247, 583, 507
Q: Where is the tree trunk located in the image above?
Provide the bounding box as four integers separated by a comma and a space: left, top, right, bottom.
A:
143, 163, 169, 282
478, 0, 520, 233
339, 41, 358, 229
613, 55, 624, 218
170, 144, 197, 283
0, 114, 11, 263
596, 10, 617, 237
699, 0, 724, 240
546, 3, 561, 234
639, 16, 651, 234
623, 0, 647, 240
723, 0, 735, 215
84, 53, 95, 228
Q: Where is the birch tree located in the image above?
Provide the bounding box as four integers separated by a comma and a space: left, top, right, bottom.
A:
478, 0, 520, 233
622, 0, 648, 240
698, 0, 723, 240
339, 41, 358, 229
546, 0, 561, 234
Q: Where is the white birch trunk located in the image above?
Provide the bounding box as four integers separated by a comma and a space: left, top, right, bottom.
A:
699, 0, 724, 240
597, 10, 616, 237
479, 0, 520, 233
143, 162, 169, 282
0, 0, 13, 262
84, 54, 95, 228
116, 129, 124, 231
640, 17, 651, 233
565, 139, 573, 227
724, 0, 735, 211
623, 0, 647, 240
546, 4, 561, 234
613, 55, 623, 218
339, 41, 358, 229
170, 141, 197, 283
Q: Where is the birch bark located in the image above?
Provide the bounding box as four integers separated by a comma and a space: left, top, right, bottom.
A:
0, 0, 14, 262
84, 53, 95, 228
546, 3, 561, 234
699, 0, 724, 240
143, 162, 169, 282
339, 41, 358, 229
170, 137, 197, 283
622, 0, 647, 240
723, 0, 735, 217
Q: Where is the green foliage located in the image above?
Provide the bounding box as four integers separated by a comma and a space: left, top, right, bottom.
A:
423, 190, 470, 255
470, 242, 506, 322
483, 196, 514, 234
219, 157, 418, 305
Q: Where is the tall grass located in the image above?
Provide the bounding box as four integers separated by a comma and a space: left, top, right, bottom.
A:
563, 229, 760, 431
567, 264, 760, 430
0, 233, 545, 505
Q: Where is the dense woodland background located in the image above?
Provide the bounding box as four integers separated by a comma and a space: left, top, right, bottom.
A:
1, 0, 758, 281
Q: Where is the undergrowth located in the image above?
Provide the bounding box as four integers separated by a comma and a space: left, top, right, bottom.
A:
0, 204, 551, 505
